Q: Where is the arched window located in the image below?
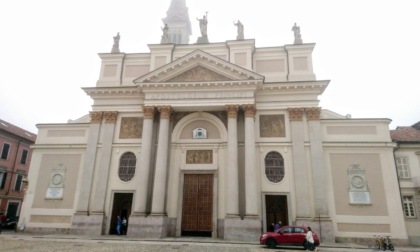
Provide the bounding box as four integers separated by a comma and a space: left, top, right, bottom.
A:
118, 152, 136, 182
265, 151, 285, 183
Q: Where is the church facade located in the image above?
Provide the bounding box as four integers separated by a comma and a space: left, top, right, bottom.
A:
19, 0, 409, 245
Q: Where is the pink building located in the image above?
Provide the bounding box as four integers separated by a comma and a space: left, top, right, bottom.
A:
0, 119, 36, 223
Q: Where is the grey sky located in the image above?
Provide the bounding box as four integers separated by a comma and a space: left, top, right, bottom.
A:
0, 0, 419, 134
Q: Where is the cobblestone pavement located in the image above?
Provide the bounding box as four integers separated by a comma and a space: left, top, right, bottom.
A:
1, 231, 420, 252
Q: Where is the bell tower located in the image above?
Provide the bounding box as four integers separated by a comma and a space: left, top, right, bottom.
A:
162, 0, 192, 44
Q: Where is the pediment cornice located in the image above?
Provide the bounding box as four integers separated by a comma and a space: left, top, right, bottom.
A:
133, 50, 264, 85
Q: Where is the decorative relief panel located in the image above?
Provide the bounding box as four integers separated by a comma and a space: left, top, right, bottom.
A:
260, 115, 286, 137
347, 164, 371, 204
45, 164, 66, 200
167, 65, 232, 82
119, 117, 143, 139
186, 150, 213, 164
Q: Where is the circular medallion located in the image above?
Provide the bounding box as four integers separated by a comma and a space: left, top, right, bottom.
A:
351, 175, 365, 188
52, 174, 63, 185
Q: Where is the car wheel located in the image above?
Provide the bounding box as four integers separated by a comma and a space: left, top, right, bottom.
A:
266, 238, 277, 249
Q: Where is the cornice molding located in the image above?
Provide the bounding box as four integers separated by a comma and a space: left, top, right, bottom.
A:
134, 49, 264, 84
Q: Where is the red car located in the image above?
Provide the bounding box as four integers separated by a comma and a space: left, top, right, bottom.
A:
260, 225, 320, 249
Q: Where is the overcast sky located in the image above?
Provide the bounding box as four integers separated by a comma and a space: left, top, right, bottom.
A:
1, 0, 419, 134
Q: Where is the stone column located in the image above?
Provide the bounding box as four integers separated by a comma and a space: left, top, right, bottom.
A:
305, 107, 329, 215
151, 105, 172, 215
133, 106, 155, 215
74, 111, 102, 214
225, 105, 240, 217
71, 112, 103, 235
288, 108, 311, 218
243, 104, 258, 217
305, 107, 334, 243
91, 111, 118, 214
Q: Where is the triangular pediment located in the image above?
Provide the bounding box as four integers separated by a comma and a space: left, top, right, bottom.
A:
166, 65, 233, 82
133, 50, 263, 84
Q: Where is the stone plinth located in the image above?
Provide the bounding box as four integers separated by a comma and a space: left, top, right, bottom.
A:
127, 215, 168, 238
70, 212, 105, 235
196, 36, 209, 44
224, 216, 261, 242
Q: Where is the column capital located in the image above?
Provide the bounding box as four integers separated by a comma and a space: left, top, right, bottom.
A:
288, 108, 305, 121
142, 106, 156, 119
103, 111, 118, 123
158, 106, 172, 120
89, 111, 103, 124
225, 104, 239, 118
243, 104, 256, 118
305, 107, 321, 120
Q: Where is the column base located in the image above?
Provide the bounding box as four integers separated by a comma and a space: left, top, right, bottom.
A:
70, 212, 105, 235
127, 214, 168, 238
224, 216, 261, 242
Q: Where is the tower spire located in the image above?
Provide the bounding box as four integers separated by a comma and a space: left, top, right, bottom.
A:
162, 0, 192, 44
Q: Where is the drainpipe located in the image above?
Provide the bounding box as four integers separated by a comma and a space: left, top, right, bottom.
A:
285, 46, 290, 81
119, 53, 125, 85
393, 142, 404, 213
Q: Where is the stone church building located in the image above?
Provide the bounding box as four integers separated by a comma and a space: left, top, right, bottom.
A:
19, 0, 409, 245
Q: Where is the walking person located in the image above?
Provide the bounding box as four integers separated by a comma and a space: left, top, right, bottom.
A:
305, 226, 317, 251
121, 217, 127, 235
268, 222, 275, 232
116, 216, 122, 236
274, 222, 280, 231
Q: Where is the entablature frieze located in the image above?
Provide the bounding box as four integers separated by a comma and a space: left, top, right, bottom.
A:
144, 89, 256, 100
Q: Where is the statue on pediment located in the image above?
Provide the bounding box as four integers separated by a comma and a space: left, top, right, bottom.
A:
197, 12, 208, 37
292, 23, 302, 44
161, 24, 169, 44
111, 32, 120, 53
234, 20, 244, 40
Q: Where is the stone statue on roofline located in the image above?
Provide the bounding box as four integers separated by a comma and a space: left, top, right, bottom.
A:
234, 20, 244, 40
196, 12, 209, 44
161, 24, 169, 44
111, 32, 120, 53
292, 23, 302, 44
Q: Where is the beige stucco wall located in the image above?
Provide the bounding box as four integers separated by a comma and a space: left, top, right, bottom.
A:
20, 149, 84, 230
32, 153, 82, 209
329, 153, 387, 215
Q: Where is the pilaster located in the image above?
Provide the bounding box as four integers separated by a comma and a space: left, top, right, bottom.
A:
288, 108, 311, 218
225, 105, 240, 217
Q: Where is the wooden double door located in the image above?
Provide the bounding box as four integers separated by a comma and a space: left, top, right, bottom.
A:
181, 174, 213, 237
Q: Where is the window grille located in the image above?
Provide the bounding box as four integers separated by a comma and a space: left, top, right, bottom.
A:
265, 151, 285, 183
118, 152, 136, 182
